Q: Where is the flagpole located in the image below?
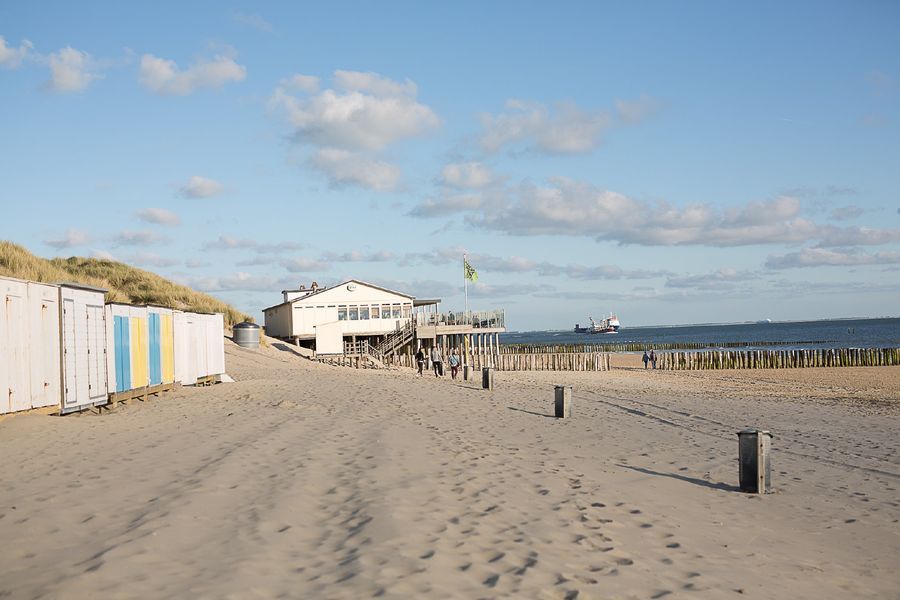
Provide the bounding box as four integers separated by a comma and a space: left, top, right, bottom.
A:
464, 252, 469, 323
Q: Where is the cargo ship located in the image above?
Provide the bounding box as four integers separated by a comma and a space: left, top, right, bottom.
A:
574, 313, 620, 334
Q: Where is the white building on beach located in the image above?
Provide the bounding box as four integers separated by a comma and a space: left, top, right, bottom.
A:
264, 280, 415, 354
263, 279, 506, 360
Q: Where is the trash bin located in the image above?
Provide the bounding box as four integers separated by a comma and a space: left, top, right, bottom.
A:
738, 429, 773, 493
233, 321, 261, 349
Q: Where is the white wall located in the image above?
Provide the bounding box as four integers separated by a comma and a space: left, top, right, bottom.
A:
0, 277, 30, 414
315, 320, 344, 354
264, 303, 292, 338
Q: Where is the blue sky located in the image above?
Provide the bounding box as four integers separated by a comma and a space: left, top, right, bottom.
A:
2, 1, 898, 329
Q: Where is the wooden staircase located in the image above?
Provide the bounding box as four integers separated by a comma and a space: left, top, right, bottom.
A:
374, 320, 416, 359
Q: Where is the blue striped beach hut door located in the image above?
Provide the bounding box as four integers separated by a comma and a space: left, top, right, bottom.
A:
114, 316, 131, 392
149, 312, 162, 385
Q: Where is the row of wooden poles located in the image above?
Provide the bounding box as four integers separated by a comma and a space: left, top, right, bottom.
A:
658, 347, 900, 370
378, 351, 612, 372
502, 340, 833, 353
329, 347, 899, 371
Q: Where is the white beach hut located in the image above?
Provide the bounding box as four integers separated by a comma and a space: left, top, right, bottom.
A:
204, 313, 225, 377
0, 276, 61, 414
59, 283, 109, 414
173, 310, 190, 385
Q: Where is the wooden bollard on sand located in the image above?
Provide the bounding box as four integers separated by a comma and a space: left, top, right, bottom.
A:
482, 367, 494, 390
554, 385, 572, 418
463, 365, 471, 381
738, 429, 773, 494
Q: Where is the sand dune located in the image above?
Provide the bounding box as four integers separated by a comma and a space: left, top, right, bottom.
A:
1, 341, 898, 598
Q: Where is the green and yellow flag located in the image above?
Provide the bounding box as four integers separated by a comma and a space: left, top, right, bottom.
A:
464, 258, 478, 282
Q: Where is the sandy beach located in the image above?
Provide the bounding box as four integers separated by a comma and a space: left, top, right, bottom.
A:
1, 341, 898, 599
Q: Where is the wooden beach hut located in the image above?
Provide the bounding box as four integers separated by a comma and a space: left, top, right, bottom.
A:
147, 305, 175, 385
0, 276, 61, 414
204, 313, 226, 379
105, 303, 151, 395
59, 283, 109, 414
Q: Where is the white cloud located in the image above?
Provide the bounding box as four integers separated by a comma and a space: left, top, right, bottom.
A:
181, 272, 293, 293
235, 256, 278, 267
202, 236, 305, 254
281, 73, 320, 93
441, 162, 494, 189
0, 36, 32, 69
113, 229, 168, 246
47, 47, 100, 93
399, 247, 667, 281
309, 148, 401, 191
829, 206, 864, 221
139, 53, 246, 95
615, 94, 663, 124
270, 70, 440, 151
409, 193, 489, 218
281, 257, 330, 272
479, 100, 611, 154
45, 228, 91, 248
137, 207, 181, 226
129, 252, 178, 267
333, 70, 417, 97
91, 249, 116, 260
185, 259, 211, 268
233, 12, 274, 33
766, 248, 900, 269
665, 268, 757, 290
202, 235, 258, 250
467, 282, 544, 298
179, 175, 223, 198
461, 180, 825, 246
816, 225, 900, 247
321, 250, 395, 262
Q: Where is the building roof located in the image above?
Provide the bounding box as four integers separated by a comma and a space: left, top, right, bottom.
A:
413, 298, 441, 307
55, 281, 108, 293
262, 279, 416, 312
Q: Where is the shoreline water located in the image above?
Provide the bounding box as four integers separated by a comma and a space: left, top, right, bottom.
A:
502, 316, 900, 350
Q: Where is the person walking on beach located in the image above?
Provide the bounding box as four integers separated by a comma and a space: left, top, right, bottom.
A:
430, 346, 444, 377
415, 347, 426, 377
448, 348, 460, 379
649, 349, 657, 369
642, 350, 650, 369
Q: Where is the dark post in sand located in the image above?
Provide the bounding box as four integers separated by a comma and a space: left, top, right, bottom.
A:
482, 367, 494, 390
738, 429, 773, 494
554, 385, 572, 418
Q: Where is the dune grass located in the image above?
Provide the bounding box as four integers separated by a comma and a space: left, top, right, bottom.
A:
0, 241, 251, 326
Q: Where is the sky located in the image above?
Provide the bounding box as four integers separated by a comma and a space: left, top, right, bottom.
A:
1, 1, 899, 330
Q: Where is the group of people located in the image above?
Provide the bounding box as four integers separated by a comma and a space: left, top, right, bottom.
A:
642, 348, 657, 369
415, 346, 462, 379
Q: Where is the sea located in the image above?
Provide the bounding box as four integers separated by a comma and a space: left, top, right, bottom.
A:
501, 317, 900, 351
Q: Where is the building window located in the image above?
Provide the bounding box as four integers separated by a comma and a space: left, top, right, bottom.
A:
382, 304, 390, 318
349, 305, 359, 320
371, 305, 380, 319
402, 304, 411, 318
360, 306, 370, 320
392, 304, 401, 318
338, 305, 347, 321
